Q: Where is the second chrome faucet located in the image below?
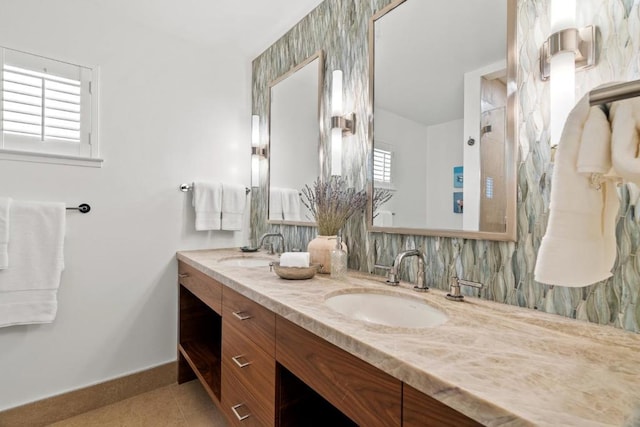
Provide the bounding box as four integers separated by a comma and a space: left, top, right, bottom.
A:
258, 233, 285, 255
376, 249, 429, 292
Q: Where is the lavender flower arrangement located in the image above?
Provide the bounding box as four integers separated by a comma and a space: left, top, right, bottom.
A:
300, 176, 367, 236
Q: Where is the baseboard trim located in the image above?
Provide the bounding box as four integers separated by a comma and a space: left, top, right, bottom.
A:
0, 361, 176, 427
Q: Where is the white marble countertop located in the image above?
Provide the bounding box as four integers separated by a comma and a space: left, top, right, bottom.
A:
177, 248, 640, 427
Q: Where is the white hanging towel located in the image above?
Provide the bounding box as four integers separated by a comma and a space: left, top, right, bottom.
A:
535, 94, 617, 287
609, 98, 640, 185
0, 198, 10, 269
192, 182, 222, 231
0, 200, 65, 327
221, 183, 246, 231
269, 188, 284, 221
282, 188, 301, 221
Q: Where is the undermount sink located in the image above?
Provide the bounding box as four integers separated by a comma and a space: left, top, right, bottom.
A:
217, 256, 273, 267
324, 292, 448, 328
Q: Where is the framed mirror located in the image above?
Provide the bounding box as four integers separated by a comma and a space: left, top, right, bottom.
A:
368, 0, 517, 241
268, 51, 324, 225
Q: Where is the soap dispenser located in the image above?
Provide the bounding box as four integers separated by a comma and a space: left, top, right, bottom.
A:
330, 236, 347, 280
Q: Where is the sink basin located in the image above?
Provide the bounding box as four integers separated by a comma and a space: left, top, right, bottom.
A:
217, 256, 273, 267
324, 292, 447, 328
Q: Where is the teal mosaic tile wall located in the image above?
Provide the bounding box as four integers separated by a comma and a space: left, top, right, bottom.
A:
251, 0, 640, 332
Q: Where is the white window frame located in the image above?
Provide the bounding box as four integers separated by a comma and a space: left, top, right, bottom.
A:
0, 46, 102, 167
373, 145, 394, 189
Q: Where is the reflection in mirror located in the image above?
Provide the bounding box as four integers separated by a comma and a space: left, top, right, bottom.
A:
268, 51, 323, 225
370, 0, 516, 241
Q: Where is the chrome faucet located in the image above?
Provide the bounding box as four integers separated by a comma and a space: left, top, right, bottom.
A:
258, 233, 285, 255
446, 276, 483, 302
375, 249, 429, 292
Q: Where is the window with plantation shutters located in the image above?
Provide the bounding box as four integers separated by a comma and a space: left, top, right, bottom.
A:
0, 47, 101, 166
373, 147, 392, 184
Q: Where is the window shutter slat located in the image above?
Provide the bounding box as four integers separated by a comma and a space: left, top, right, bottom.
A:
373, 148, 392, 183
2, 63, 82, 143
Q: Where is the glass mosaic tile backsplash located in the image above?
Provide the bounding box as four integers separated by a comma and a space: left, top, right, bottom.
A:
251, 0, 640, 332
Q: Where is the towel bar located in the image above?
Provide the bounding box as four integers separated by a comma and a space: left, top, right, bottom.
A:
180, 183, 250, 195
589, 79, 640, 106
66, 204, 91, 213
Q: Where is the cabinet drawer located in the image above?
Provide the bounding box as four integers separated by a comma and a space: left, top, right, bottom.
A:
178, 261, 222, 314
276, 317, 401, 427
222, 320, 275, 404
403, 383, 482, 427
223, 288, 275, 356
222, 366, 274, 427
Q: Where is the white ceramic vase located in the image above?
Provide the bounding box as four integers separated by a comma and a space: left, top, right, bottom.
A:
307, 235, 347, 274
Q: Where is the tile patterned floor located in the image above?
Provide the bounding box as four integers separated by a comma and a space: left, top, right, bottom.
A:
49, 381, 229, 427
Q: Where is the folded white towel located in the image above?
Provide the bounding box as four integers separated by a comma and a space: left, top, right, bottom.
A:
280, 252, 310, 268
221, 183, 246, 231
0, 198, 10, 269
282, 188, 301, 221
610, 98, 640, 185
192, 182, 222, 231
0, 200, 65, 327
535, 94, 617, 287
373, 210, 393, 227
269, 188, 284, 221
576, 105, 612, 176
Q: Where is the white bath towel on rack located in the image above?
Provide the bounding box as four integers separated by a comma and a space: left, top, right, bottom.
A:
0, 198, 10, 270
0, 200, 65, 327
535, 94, 617, 287
610, 98, 640, 185
192, 182, 222, 231
221, 183, 246, 231
269, 188, 284, 221
282, 188, 301, 221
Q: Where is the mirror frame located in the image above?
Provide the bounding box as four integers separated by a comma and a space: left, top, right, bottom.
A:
267, 50, 324, 227
367, 0, 517, 241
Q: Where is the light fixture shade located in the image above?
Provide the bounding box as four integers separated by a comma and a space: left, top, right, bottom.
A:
331, 128, 342, 176
549, 0, 576, 147
331, 70, 344, 176
251, 115, 260, 147
550, 52, 575, 147
550, 0, 575, 33
251, 114, 260, 187
331, 70, 343, 116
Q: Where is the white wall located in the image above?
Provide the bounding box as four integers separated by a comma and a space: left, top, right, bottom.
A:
374, 108, 428, 228
425, 119, 463, 230
0, 0, 251, 410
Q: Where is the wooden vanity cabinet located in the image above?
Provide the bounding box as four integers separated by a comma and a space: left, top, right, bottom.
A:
177, 261, 223, 402
221, 288, 276, 426
177, 262, 484, 426
403, 383, 483, 427
276, 317, 402, 427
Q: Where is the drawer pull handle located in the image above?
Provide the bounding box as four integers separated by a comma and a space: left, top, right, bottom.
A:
231, 403, 251, 421
232, 311, 253, 321
178, 273, 189, 278
231, 355, 252, 368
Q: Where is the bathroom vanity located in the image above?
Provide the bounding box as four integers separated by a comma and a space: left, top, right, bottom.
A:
177, 249, 640, 426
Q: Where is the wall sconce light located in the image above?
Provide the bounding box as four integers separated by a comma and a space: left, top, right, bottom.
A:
330, 70, 355, 176
251, 114, 266, 187
540, 0, 597, 148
